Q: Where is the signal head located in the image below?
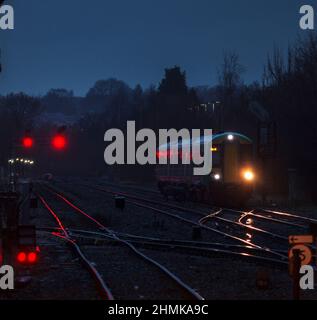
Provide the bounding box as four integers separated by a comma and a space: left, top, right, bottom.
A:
22, 137, 34, 148
52, 135, 67, 150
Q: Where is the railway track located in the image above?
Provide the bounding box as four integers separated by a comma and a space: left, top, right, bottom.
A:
38, 195, 114, 300
258, 208, 317, 225
93, 180, 316, 231
229, 209, 308, 229
85, 181, 314, 239
209, 209, 308, 240
35, 180, 317, 299
37, 184, 204, 300
55, 182, 289, 264
66, 228, 289, 262
37, 222, 289, 264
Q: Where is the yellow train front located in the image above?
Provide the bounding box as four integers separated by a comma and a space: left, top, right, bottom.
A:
156, 132, 255, 207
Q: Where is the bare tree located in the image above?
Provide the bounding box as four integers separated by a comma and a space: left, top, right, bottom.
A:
263, 46, 286, 86
218, 50, 245, 99
0, 93, 42, 130
216, 51, 245, 130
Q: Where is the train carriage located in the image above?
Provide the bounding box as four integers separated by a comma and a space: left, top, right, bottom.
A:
156, 132, 255, 207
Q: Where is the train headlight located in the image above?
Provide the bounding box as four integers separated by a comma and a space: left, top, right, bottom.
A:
243, 170, 254, 182
213, 174, 221, 180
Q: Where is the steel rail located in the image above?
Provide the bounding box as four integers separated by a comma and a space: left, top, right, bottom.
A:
92, 182, 312, 230
80, 184, 287, 260
260, 208, 317, 224
37, 193, 114, 300
200, 212, 288, 241
66, 229, 288, 265
39, 185, 205, 301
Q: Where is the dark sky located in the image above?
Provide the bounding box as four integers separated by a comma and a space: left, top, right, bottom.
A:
0, 0, 315, 96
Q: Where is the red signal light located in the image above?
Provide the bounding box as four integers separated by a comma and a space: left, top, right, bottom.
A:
22, 137, 34, 148
52, 135, 67, 150
27, 252, 37, 263
17, 252, 27, 263
16, 251, 38, 264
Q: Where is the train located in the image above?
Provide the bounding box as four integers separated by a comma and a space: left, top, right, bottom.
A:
155, 132, 255, 207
